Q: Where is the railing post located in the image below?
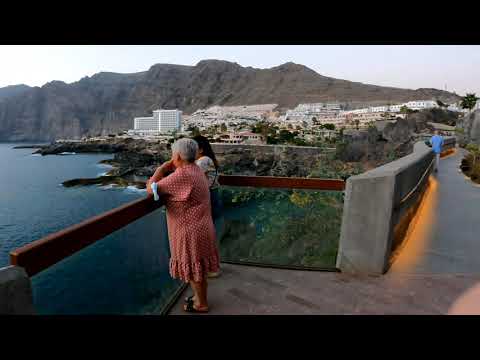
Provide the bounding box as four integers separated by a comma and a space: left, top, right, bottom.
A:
336, 173, 396, 274
0, 265, 35, 315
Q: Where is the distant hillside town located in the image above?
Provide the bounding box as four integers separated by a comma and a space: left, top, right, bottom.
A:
115, 98, 475, 146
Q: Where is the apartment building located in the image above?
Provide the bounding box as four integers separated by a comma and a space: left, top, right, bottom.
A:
295, 103, 342, 112
314, 115, 347, 127
404, 100, 438, 111
286, 102, 342, 122
133, 109, 182, 135
218, 131, 265, 145
343, 100, 439, 115
389, 104, 403, 113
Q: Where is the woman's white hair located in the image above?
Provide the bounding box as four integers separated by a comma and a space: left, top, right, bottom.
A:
171, 138, 198, 163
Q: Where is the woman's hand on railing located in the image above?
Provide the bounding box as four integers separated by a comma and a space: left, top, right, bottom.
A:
146, 179, 153, 195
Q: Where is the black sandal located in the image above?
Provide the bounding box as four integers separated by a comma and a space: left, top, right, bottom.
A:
183, 300, 209, 313
184, 295, 194, 303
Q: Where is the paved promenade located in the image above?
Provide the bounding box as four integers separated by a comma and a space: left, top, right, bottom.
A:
169, 263, 480, 315
169, 149, 480, 315
390, 149, 480, 275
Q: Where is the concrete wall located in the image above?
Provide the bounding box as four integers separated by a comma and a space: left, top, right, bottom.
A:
0, 266, 35, 314
337, 136, 456, 274
442, 136, 456, 151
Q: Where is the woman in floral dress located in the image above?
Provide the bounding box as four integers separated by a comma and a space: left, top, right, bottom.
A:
147, 138, 220, 313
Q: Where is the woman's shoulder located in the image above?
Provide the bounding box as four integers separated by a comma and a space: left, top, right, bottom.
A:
197, 155, 213, 163
196, 156, 213, 168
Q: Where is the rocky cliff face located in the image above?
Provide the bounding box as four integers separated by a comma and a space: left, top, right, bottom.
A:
0, 60, 460, 141
337, 108, 458, 164
457, 109, 480, 146
0, 84, 31, 101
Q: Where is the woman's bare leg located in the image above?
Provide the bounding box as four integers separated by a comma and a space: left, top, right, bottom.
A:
196, 278, 208, 309
189, 281, 201, 305
185, 278, 209, 311
204, 278, 208, 306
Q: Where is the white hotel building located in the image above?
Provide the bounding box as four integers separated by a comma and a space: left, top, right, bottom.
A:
132, 109, 182, 135
285, 102, 342, 122
404, 100, 438, 111
342, 100, 440, 116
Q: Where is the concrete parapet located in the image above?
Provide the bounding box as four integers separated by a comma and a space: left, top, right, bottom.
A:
443, 136, 456, 149
0, 265, 35, 314
336, 138, 455, 274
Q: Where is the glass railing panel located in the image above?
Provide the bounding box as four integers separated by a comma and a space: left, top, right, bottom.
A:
217, 186, 343, 269
30, 207, 182, 315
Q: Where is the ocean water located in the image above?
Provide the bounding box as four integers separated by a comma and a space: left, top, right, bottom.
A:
0, 143, 180, 314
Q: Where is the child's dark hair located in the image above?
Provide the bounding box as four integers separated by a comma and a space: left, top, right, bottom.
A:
193, 135, 219, 169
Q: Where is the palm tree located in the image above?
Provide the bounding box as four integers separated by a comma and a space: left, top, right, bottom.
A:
400, 105, 412, 121
400, 105, 411, 114
461, 93, 479, 113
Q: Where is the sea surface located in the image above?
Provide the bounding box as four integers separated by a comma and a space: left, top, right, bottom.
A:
0, 143, 180, 314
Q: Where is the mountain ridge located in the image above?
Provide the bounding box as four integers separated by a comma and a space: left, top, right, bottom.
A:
0, 84, 32, 101
0, 59, 461, 141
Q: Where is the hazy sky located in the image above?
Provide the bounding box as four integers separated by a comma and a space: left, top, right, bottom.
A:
0, 45, 479, 95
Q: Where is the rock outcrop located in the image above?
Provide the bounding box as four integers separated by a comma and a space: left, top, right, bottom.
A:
35, 140, 332, 188
215, 145, 327, 177
457, 109, 480, 146
0, 60, 460, 142
34, 141, 127, 155
336, 108, 458, 164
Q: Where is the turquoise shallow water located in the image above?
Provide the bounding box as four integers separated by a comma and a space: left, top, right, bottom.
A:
0, 143, 180, 314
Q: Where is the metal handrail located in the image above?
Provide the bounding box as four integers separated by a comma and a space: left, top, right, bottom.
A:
10, 195, 164, 276
218, 175, 345, 191
396, 143, 455, 209
10, 175, 345, 277
396, 157, 435, 208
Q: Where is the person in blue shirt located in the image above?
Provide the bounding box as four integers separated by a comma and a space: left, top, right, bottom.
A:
430, 130, 444, 172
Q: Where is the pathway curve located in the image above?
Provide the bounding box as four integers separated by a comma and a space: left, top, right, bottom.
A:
391, 148, 480, 275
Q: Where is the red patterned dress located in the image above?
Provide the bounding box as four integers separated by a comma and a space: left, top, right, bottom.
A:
156, 163, 220, 282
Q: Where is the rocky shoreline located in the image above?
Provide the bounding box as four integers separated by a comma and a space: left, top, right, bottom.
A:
27, 138, 169, 189
30, 138, 342, 189
62, 175, 147, 189
32, 141, 128, 155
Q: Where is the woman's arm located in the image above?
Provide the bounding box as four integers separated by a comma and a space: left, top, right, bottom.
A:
147, 160, 175, 194
195, 157, 210, 183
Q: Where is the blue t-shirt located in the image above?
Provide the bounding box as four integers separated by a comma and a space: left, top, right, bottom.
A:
430, 135, 444, 154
